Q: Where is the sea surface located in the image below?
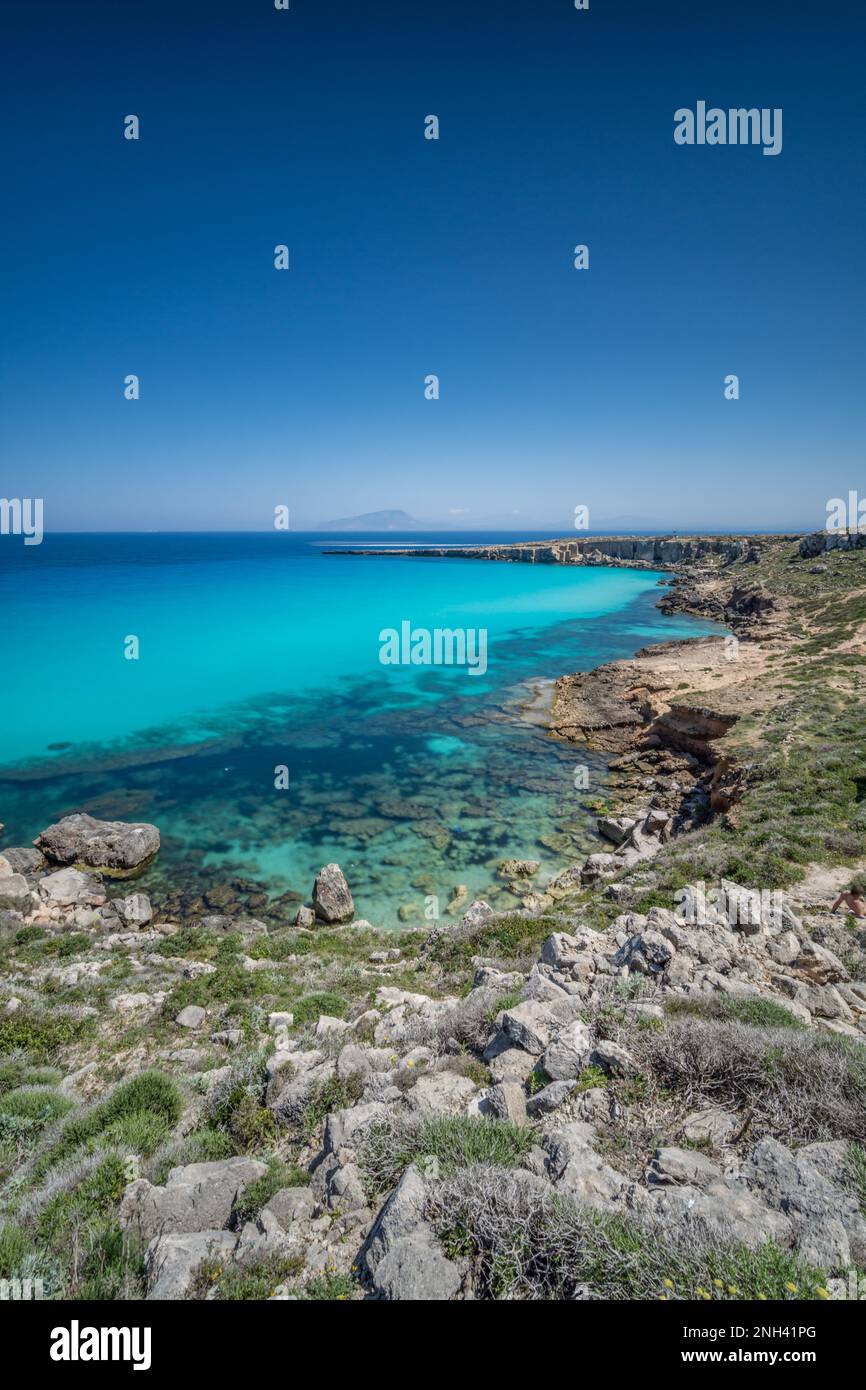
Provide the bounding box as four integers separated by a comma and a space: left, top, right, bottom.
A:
0, 532, 723, 924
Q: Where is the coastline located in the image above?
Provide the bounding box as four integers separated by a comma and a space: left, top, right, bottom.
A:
3, 528, 866, 1303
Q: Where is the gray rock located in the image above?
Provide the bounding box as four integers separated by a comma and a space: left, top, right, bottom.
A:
0, 874, 32, 910
312, 863, 354, 924
741, 1137, 866, 1270
581, 853, 618, 882
145, 1230, 236, 1299
488, 1046, 537, 1085
541, 1020, 592, 1080
500, 1000, 559, 1055
462, 899, 495, 928
545, 1124, 631, 1209
175, 1005, 206, 1030
372, 1229, 462, 1301
526, 1079, 574, 1116
613, 931, 672, 975
294, 905, 316, 928
323, 1101, 388, 1154
262, 1186, 315, 1230
590, 1040, 639, 1075
539, 932, 581, 972
121, 1158, 268, 1242
405, 1071, 477, 1117
114, 892, 153, 929
648, 1183, 791, 1250
363, 1164, 428, 1274
0, 846, 44, 874
35, 813, 160, 877
486, 1081, 528, 1126
647, 1146, 723, 1189
597, 815, 636, 845
39, 867, 106, 907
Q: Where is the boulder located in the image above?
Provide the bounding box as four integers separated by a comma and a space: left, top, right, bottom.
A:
372, 1228, 462, 1301
175, 1005, 206, 1030
647, 1146, 723, 1189
648, 1182, 791, 1250
526, 1079, 574, 1116
35, 813, 160, 877
485, 1081, 528, 1127
613, 932, 672, 976
500, 1000, 560, 1055
145, 1230, 237, 1300
312, 864, 354, 924
499, 860, 540, 878
741, 1137, 866, 1270
541, 1020, 592, 1081
39, 867, 106, 907
0, 874, 32, 911
405, 1071, 477, 1117
590, 1040, 639, 1075
121, 1158, 268, 1242
114, 892, 153, 929
462, 899, 495, 928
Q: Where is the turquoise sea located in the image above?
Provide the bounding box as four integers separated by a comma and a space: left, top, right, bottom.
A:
0, 533, 723, 924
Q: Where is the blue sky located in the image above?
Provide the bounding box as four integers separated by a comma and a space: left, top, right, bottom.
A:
1, 0, 863, 532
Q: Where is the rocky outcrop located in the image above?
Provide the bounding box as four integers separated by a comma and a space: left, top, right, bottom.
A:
312, 863, 355, 924
35, 813, 160, 877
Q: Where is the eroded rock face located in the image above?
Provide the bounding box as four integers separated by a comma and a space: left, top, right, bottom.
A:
35, 813, 160, 877
312, 863, 354, 923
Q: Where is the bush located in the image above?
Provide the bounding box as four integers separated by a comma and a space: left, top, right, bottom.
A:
426, 1165, 828, 1301
0, 1008, 94, 1061
635, 1018, 866, 1144
665, 994, 805, 1031
147, 1126, 236, 1184
194, 1252, 304, 1300
203, 1053, 276, 1150
360, 1113, 534, 1195
292, 992, 348, 1029
36, 1071, 182, 1173
426, 915, 557, 973
303, 1072, 365, 1135
232, 1157, 310, 1224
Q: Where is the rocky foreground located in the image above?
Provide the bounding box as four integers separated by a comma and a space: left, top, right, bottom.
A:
1, 806, 866, 1302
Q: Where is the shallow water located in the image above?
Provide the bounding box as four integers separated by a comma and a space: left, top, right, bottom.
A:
0, 532, 723, 924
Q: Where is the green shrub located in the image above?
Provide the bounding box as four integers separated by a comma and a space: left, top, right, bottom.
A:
360, 1113, 534, 1194
303, 1072, 364, 1134
0, 1009, 95, 1061
196, 1252, 304, 1300
0, 1088, 74, 1148
37, 1071, 182, 1173
303, 1272, 357, 1300
665, 995, 805, 1031
233, 1157, 310, 1224
292, 992, 348, 1028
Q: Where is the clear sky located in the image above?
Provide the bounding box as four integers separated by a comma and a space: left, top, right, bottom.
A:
1, 0, 863, 532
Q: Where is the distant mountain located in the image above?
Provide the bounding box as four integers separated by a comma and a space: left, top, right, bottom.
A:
318, 509, 427, 531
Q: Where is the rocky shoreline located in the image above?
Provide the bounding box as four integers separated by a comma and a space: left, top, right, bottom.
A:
3, 530, 866, 1302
